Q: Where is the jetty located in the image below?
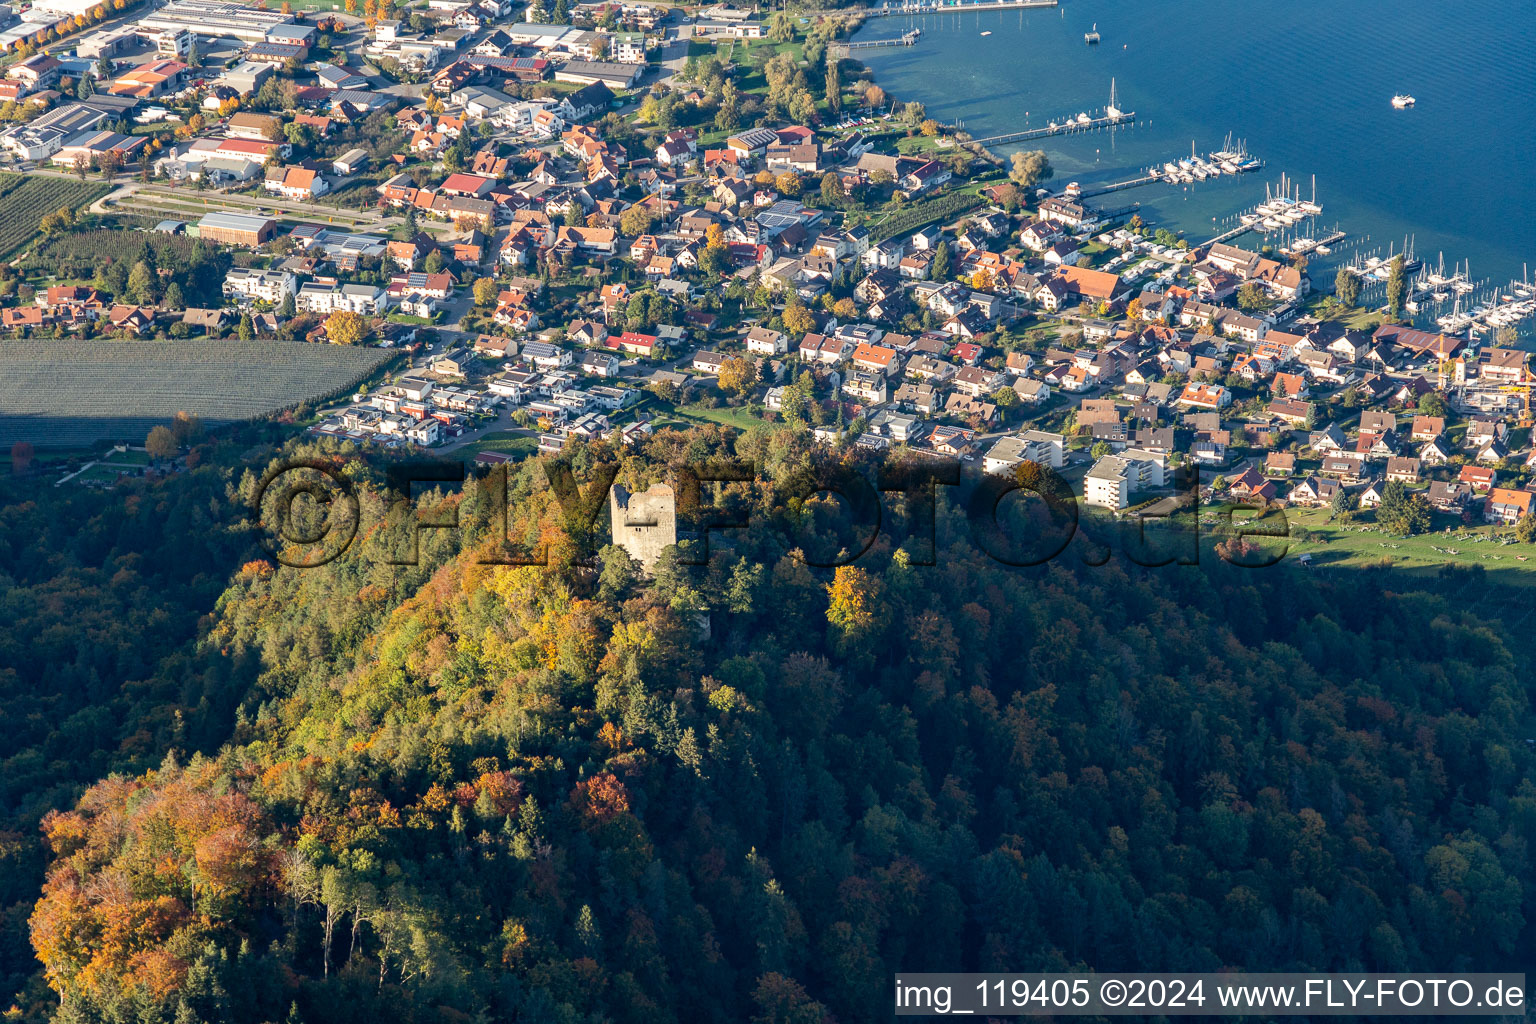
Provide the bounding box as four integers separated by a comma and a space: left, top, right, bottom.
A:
1280, 229, 1346, 258
972, 111, 1134, 147
806, 0, 1056, 18
831, 28, 921, 54
1201, 222, 1258, 247
971, 80, 1135, 148
1078, 175, 1161, 199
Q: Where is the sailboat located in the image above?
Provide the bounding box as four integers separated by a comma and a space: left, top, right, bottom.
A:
1298, 174, 1322, 215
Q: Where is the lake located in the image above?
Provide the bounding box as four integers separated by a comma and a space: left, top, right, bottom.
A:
854, 0, 1536, 294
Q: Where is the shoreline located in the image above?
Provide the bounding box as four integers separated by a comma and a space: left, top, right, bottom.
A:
837, 4, 1536, 304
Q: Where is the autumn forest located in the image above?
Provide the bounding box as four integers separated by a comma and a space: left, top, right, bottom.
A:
1, 423, 1533, 1024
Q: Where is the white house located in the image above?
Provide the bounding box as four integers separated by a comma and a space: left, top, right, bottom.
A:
745, 326, 788, 356
222, 267, 295, 304
1084, 449, 1166, 509
983, 429, 1065, 475
297, 281, 389, 315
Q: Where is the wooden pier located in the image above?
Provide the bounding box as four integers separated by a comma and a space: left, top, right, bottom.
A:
1281, 229, 1347, 258
1078, 175, 1160, 198
809, 0, 1057, 18
1201, 222, 1256, 248
832, 28, 921, 55
971, 112, 1136, 148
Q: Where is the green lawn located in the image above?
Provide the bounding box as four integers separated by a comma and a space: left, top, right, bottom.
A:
638, 393, 762, 431
102, 448, 153, 467
455, 433, 538, 460
894, 134, 949, 156
674, 401, 763, 430
1306, 296, 1386, 332
1236, 505, 1536, 582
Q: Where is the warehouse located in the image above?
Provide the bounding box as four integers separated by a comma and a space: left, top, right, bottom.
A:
552, 60, 641, 89
137, 0, 296, 43
194, 211, 277, 247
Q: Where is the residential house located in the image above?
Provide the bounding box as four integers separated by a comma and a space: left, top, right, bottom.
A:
1459, 465, 1497, 493
1084, 449, 1166, 509
1265, 452, 1296, 476
1411, 415, 1445, 440
1426, 480, 1472, 513
851, 342, 898, 377
265, 165, 328, 200
953, 365, 1004, 398
1419, 436, 1453, 466
1177, 383, 1232, 410
692, 350, 728, 374
1485, 487, 1533, 524
1320, 452, 1367, 482
892, 381, 938, 415
983, 430, 1065, 474
1479, 346, 1526, 383
222, 267, 295, 304
842, 370, 888, 406
1288, 476, 1342, 507
1385, 456, 1420, 483
745, 326, 788, 356
1358, 479, 1387, 509
1466, 416, 1507, 449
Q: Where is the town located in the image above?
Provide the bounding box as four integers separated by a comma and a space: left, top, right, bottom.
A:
2, 3, 1535, 1021
0, 0, 1532, 560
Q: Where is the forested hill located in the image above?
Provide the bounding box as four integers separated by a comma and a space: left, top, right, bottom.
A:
4, 429, 1535, 1024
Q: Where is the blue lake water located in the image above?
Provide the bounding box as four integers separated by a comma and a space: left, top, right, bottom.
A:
854, 0, 1536, 290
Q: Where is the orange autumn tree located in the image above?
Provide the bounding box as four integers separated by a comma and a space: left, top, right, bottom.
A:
30, 756, 281, 1009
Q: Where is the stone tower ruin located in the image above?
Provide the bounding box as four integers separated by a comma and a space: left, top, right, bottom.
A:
610, 481, 677, 572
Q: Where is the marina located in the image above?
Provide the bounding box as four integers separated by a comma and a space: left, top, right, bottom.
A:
851, 0, 1536, 285
1069, 135, 1264, 199
1153, 135, 1262, 185
1199, 173, 1324, 246
1279, 229, 1347, 259
1336, 248, 1536, 338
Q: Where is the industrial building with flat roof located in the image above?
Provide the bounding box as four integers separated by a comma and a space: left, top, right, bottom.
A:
137, 0, 296, 43
552, 60, 642, 88
194, 212, 277, 246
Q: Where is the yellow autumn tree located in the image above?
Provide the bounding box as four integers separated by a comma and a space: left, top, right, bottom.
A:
325, 309, 368, 345
717, 354, 759, 398
782, 296, 814, 336
825, 564, 887, 664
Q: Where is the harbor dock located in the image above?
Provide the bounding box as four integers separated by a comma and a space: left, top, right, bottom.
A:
1078, 175, 1161, 199
972, 111, 1135, 148
851, 0, 1058, 16
832, 28, 922, 54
